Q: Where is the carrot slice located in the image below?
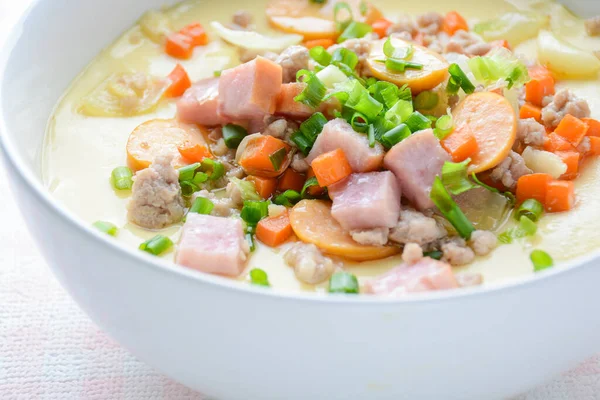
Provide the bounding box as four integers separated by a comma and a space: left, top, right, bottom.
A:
554, 114, 589, 146
520, 103, 542, 123
256, 209, 294, 247
239, 135, 291, 178
555, 151, 580, 180
582, 118, 600, 137
311, 148, 352, 187
544, 133, 576, 153
589, 136, 600, 156
451, 92, 517, 173
289, 200, 400, 261
177, 143, 213, 163
165, 64, 192, 98
247, 176, 278, 199
303, 38, 335, 49
442, 11, 469, 35
372, 18, 393, 38
277, 168, 306, 192
516, 173, 552, 204
441, 124, 479, 162
165, 32, 194, 59
546, 180, 575, 213
179, 22, 208, 46
306, 167, 325, 196
525, 66, 555, 107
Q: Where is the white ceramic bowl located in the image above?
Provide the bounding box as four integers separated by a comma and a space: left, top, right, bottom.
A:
1, 1, 600, 399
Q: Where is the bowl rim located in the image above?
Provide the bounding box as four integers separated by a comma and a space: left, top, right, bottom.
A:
1, 0, 599, 306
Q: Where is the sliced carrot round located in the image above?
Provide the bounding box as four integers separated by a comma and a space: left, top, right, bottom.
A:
266, 0, 382, 40
289, 200, 400, 261
451, 92, 517, 173
367, 38, 449, 94
126, 119, 209, 171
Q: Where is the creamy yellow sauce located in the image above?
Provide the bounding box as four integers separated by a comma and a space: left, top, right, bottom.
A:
43, 0, 600, 293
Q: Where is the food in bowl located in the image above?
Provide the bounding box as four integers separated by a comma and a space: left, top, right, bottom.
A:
43, 0, 600, 296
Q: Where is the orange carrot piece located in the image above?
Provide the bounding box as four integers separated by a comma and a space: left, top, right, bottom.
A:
277, 168, 306, 192
303, 39, 335, 49
165, 64, 192, 98
412, 32, 425, 46
516, 173, 552, 205
371, 18, 393, 38
179, 22, 208, 46
166, 33, 194, 59
177, 143, 213, 163
311, 148, 352, 187
306, 167, 325, 196
441, 125, 479, 162
519, 103, 542, 123
554, 114, 589, 147
583, 118, 600, 137
256, 210, 293, 247
525, 66, 555, 107
247, 176, 277, 199
589, 136, 600, 156
546, 180, 575, 213
556, 151, 580, 180
544, 133, 576, 153
239, 135, 291, 178
442, 11, 469, 36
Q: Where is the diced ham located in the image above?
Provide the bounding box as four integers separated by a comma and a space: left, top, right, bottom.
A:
177, 78, 228, 126
329, 171, 401, 231
176, 214, 249, 277
383, 129, 451, 210
364, 258, 458, 297
275, 83, 340, 119
218, 56, 283, 121
306, 119, 385, 172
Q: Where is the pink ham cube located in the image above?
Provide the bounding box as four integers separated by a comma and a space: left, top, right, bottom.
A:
329, 172, 401, 231
177, 77, 228, 126
306, 119, 385, 173
364, 258, 459, 297
383, 129, 451, 210
176, 214, 249, 277
218, 56, 283, 121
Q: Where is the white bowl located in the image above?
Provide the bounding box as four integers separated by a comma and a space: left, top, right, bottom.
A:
1, 1, 600, 399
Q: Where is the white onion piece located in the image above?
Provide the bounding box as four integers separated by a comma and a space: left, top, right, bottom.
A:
316, 65, 348, 89
522, 146, 567, 179
537, 30, 600, 78
211, 22, 303, 51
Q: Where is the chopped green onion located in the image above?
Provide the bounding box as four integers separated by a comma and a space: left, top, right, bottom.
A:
309, 46, 332, 66
178, 163, 201, 182
269, 148, 288, 171
93, 221, 118, 236
338, 21, 373, 43
498, 215, 538, 244
300, 112, 328, 142
350, 112, 369, 132
291, 131, 313, 156
193, 171, 209, 185
346, 89, 383, 121
383, 38, 414, 60
331, 48, 359, 70
385, 99, 413, 125
328, 271, 359, 294
213, 70, 222, 77
430, 176, 475, 240
531, 249, 554, 272
180, 181, 200, 196
230, 177, 261, 201
301, 176, 320, 198
139, 235, 173, 256
414, 91, 439, 110
111, 166, 134, 190
201, 158, 225, 181
333, 2, 353, 31
189, 196, 214, 215
294, 70, 327, 108
368, 82, 400, 108
434, 114, 454, 139
397, 84, 412, 101
405, 111, 432, 132
424, 250, 443, 260
310, 0, 326, 4
359, 0, 368, 15
468, 53, 530, 89
249, 268, 270, 286
274, 190, 302, 207
381, 58, 423, 72
515, 199, 544, 223
441, 159, 478, 195
246, 232, 256, 252
368, 124, 376, 148
519, 215, 538, 236
222, 124, 247, 149
241, 200, 269, 226
447, 63, 476, 95
381, 124, 411, 149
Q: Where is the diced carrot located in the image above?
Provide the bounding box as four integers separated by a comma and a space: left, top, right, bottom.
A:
177, 143, 213, 163
589, 136, 600, 156
519, 103, 542, 123
442, 11, 469, 36
489, 39, 511, 50
166, 33, 194, 59
412, 32, 425, 46
311, 148, 352, 187
371, 18, 393, 38
303, 38, 335, 49
239, 135, 291, 178
525, 66, 555, 107
546, 180, 575, 213
306, 167, 325, 196
544, 133, 576, 153
165, 64, 192, 98
516, 173, 552, 204
179, 22, 208, 46
277, 168, 306, 192
441, 125, 479, 162
555, 151, 580, 180
582, 118, 600, 137
554, 114, 589, 146
247, 176, 277, 199
256, 209, 293, 247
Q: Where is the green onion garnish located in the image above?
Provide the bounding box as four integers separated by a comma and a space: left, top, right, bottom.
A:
337, 21, 373, 43
310, 0, 326, 3
178, 163, 201, 182
213, 70, 222, 77
519, 215, 538, 236
368, 124, 376, 148
350, 112, 369, 133
397, 84, 412, 101
230, 177, 261, 201
368, 81, 400, 108
385, 99, 413, 125
328, 271, 359, 294
447, 63, 476, 95
498, 215, 538, 244
379, 58, 423, 73
333, 1, 353, 32
405, 111, 432, 132
434, 114, 454, 139
468, 54, 529, 90
515, 199, 544, 223
359, 0, 368, 15
241, 200, 269, 226
180, 181, 200, 197
531, 250, 554, 272
294, 70, 327, 108
301, 176, 320, 198
93, 221, 118, 236
274, 190, 302, 207
309, 46, 332, 66
200, 158, 225, 181
291, 131, 313, 156
189, 196, 214, 215
441, 159, 477, 195
430, 176, 475, 240
414, 91, 439, 110
331, 48, 359, 71
222, 124, 247, 149
269, 148, 288, 171
346, 87, 383, 121
300, 112, 328, 142
381, 124, 411, 149
193, 172, 209, 185
249, 268, 270, 287
111, 166, 133, 191
139, 235, 173, 256
424, 250, 443, 260
246, 232, 256, 252
383, 38, 414, 60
